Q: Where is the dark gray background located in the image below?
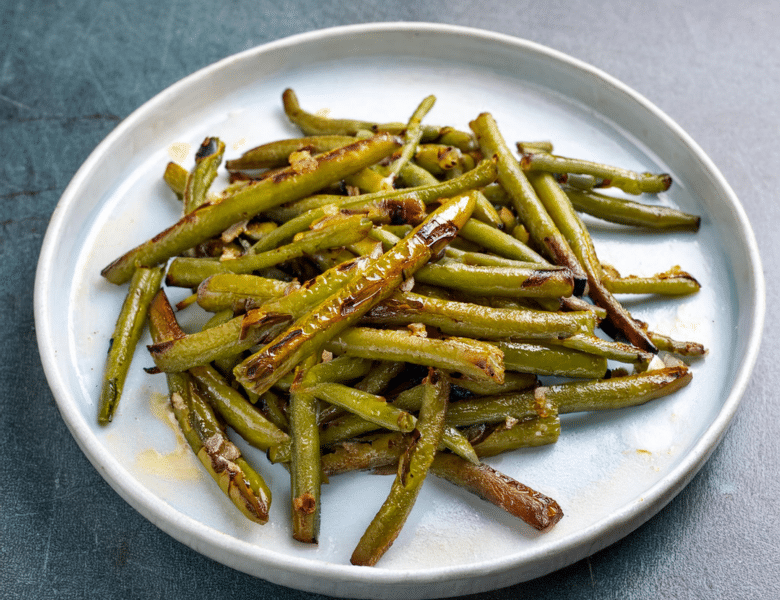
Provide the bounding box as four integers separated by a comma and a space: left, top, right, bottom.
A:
2, 1, 778, 598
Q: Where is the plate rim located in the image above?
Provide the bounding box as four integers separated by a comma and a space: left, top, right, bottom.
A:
34, 21, 766, 597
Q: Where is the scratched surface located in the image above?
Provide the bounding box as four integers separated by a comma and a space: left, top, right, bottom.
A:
2, 1, 779, 599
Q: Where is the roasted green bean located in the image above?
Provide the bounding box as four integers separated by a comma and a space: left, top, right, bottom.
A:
98, 265, 164, 424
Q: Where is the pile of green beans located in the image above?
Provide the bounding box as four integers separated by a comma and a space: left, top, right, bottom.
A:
97, 89, 705, 566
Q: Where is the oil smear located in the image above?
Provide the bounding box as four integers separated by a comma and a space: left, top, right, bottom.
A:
167, 142, 191, 163
134, 392, 201, 481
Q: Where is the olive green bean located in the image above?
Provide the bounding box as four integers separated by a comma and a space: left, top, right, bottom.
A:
497, 340, 608, 378
282, 88, 477, 152
563, 186, 700, 230
149, 256, 371, 373
601, 264, 701, 296
473, 414, 560, 458
354, 361, 406, 395
414, 261, 575, 299
528, 171, 658, 352
99, 265, 165, 424
288, 357, 322, 543
163, 161, 187, 199
361, 290, 595, 339
196, 273, 294, 313
189, 365, 290, 451
147, 292, 271, 524
184, 137, 225, 214
324, 326, 504, 383
351, 369, 449, 566
383, 95, 436, 185
303, 383, 416, 433
458, 218, 549, 265
520, 151, 672, 195
226, 135, 356, 171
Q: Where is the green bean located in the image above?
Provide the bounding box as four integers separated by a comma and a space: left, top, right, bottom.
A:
413, 144, 462, 175
163, 161, 187, 199
469, 113, 588, 287
259, 389, 289, 432
383, 95, 436, 185
187, 382, 272, 523
300, 355, 374, 387
396, 161, 440, 187
370, 224, 535, 269
459, 218, 549, 265
480, 182, 511, 206
226, 135, 356, 171
516, 141, 554, 154
270, 381, 476, 466
303, 383, 416, 434
414, 261, 575, 299
646, 330, 707, 357
233, 193, 478, 395
101, 133, 401, 284
444, 247, 539, 268
318, 412, 383, 449
343, 166, 388, 193
520, 151, 672, 195
354, 361, 406, 395
324, 326, 504, 383
601, 264, 701, 296
473, 414, 560, 458
184, 137, 225, 214
429, 453, 563, 531
148, 256, 371, 373
321, 431, 409, 476
189, 365, 289, 452
448, 372, 537, 396
252, 195, 426, 258
497, 340, 608, 378
147, 308, 291, 373
536, 333, 653, 364
288, 357, 322, 543
528, 171, 657, 352
166, 376, 271, 524
98, 265, 164, 424
351, 369, 449, 566
282, 88, 477, 152
361, 290, 595, 340
388, 384, 479, 465
563, 186, 700, 230
545, 364, 692, 413
471, 190, 505, 229
446, 390, 554, 428
196, 273, 294, 313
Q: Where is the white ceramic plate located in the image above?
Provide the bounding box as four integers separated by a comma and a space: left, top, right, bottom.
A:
35, 23, 764, 599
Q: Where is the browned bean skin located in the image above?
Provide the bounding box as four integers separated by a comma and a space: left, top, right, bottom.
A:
430, 453, 563, 532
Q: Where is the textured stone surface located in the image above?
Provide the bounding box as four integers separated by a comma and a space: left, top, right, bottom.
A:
2, 1, 778, 598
